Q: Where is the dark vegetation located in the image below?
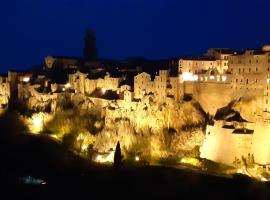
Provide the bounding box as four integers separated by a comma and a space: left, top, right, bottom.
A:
114, 141, 122, 170
1, 110, 270, 199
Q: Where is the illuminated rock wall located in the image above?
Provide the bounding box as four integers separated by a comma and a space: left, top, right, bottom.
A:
252, 117, 270, 165
184, 82, 234, 115
184, 81, 264, 118
94, 95, 205, 157
200, 121, 253, 165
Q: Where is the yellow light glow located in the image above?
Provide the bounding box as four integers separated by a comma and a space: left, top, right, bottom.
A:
237, 169, 243, 174
182, 72, 198, 81
180, 157, 201, 167
32, 115, 43, 133
135, 156, 140, 162
95, 151, 115, 163
62, 88, 66, 91
50, 134, 58, 139
210, 75, 215, 80
267, 79, 270, 84
77, 133, 85, 141
260, 175, 268, 182
96, 155, 102, 162
82, 144, 88, 151
23, 77, 30, 83
65, 83, 71, 88
222, 76, 227, 82
106, 151, 114, 162
101, 88, 106, 94
180, 158, 186, 163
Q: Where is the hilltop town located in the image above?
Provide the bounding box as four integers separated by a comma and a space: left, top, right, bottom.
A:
1, 31, 270, 170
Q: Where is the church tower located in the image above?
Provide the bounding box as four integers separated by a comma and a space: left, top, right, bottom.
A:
83, 30, 98, 61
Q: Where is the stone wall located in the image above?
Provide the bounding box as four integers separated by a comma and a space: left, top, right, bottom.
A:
200, 121, 253, 165
184, 82, 234, 115
252, 117, 270, 165
184, 81, 264, 117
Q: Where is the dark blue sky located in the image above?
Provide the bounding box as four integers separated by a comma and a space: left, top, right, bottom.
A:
0, 0, 269, 73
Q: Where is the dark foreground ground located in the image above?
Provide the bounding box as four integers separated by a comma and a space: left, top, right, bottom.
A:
1, 135, 270, 200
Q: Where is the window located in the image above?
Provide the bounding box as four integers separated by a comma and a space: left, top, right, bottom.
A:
249, 60, 251, 64
239, 68, 241, 73
246, 79, 248, 84
266, 99, 268, 104
256, 60, 259, 63
249, 68, 251, 72
256, 67, 258, 72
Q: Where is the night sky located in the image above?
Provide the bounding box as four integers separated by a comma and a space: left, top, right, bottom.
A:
0, 0, 269, 73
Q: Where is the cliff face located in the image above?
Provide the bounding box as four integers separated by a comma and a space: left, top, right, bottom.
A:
10, 86, 206, 160
93, 94, 205, 159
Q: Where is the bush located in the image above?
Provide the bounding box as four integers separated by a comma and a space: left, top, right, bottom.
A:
114, 141, 122, 170
62, 132, 77, 150
44, 110, 103, 138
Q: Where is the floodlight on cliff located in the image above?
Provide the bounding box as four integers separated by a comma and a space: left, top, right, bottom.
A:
135, 156, 140, 162
31, 114, 43, 133
96, 155, 102, 162
65, 83, 71, 88
101, 88, 106, 94
23, 77, 30, 83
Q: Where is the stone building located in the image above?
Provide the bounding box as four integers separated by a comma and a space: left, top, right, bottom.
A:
206, 48, 233, 73
45, 56, 81, 69
200, 120, 254, 165
0, 75, 9, 108
228, 46, 270, 113
134, 70, 181, 101
68, 71, 122, 96
179, 48, 234, 80
134, 72, 152, 99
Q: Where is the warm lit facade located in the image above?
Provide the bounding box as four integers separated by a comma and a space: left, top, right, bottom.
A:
179, 48, 234, 79
69, 71, 122, 95
2, 45, 270, 166
134, 70, 181, 101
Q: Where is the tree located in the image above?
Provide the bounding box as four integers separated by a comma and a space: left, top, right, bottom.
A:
114, 141, 122, 170
87, 144, 94, 160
